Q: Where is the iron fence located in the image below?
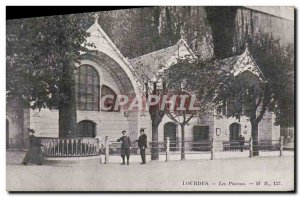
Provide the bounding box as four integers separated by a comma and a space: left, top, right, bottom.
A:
40, 137, 99, 157
27, 136, 293, 160
101, 136, 293, 163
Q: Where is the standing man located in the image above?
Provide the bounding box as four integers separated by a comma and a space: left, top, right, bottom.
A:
138, 128, 147, 164
239, 134, 245, 152
117, 130, 131, 165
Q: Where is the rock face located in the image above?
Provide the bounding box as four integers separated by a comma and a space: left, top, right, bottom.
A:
94, 7, 293, 59
234, 7, 294, 53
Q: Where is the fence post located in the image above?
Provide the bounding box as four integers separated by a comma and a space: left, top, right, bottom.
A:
210, 137, 214, 160
166, 137, 170, 162
105, 136, 109, 164
279, 136, 283, 157
249, 137, 253, 158
98, 138, 102, 164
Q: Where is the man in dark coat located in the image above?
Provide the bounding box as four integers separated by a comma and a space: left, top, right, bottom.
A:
138, 128, 147, 164
22, 129, 44, 165
117, 130, 131, 165
239, 134, 245, 152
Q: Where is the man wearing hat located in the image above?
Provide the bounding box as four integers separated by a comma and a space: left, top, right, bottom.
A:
22, 128, 44, 165
137, 128, 147, 164
117, 130, 131, 165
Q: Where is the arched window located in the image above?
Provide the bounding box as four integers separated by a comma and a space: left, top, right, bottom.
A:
75, 65, 100, 111
101, 85, 120, 112
229, 123, 241, 141
77, 120, 96, 138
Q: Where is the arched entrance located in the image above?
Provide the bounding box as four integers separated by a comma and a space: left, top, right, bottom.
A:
77, 120, 96, 138
229, 123, 241, 141
164, 122, 177, 151
6, 119, 9, 149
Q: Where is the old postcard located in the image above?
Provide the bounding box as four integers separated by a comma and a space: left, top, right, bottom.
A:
6, 6, 295, 192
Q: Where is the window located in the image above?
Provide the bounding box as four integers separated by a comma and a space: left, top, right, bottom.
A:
193, 126, 209, 141
101, 85, 120, 112
77, 120, 96, 138
75, 65, 100, 111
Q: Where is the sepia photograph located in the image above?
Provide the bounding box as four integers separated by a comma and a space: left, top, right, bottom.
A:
5, 6, 295, 192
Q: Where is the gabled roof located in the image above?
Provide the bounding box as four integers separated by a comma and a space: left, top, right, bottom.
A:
129, 39, 197, 81
215, 45, 266, 82
83, 15, 144, 94
85, 18, 138, 76
84, 15, 265, 94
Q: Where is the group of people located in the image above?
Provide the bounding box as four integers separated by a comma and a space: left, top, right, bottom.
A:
117, 128, 147, 165
22, 127, 246, 165
21, 128, 148, 166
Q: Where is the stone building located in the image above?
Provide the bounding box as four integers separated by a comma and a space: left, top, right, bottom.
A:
6, 16, 281, 152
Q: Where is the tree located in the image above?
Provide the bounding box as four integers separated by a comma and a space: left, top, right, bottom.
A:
250, 36, 294, 128
216, 35, 294, 156
146, 81, 167, 160
6, 14, 95, 137
205, 7, 238, 58
165, 90, 197, 160
216, 67, 271, 156
164, 58, 229, 159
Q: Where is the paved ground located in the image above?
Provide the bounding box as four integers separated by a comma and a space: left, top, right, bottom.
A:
6, 151, 294, 191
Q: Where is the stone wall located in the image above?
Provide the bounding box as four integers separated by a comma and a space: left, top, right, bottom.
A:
235, 7, 294, 48
213, 115, 252, 151
157, 114, 214, 151
6, 100, 30, 149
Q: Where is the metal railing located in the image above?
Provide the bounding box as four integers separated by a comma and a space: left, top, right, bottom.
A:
29, 136, 293, 159
40, 137, 100, 157
102, 136, 292, 163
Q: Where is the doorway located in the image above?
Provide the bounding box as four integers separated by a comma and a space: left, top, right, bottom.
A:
164, 122, 177, 151
77, 120, 96, 138
229, 123, 241, 141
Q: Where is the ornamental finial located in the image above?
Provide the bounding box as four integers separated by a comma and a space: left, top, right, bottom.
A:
180, 28, 186, 40
245, 42, 249, 53
93, 13, 99, 24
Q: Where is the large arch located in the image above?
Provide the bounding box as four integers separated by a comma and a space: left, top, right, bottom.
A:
79, 52, 138, 97
74, 52, 139, 142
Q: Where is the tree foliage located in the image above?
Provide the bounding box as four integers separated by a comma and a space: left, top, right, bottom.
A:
6, 14, 96, 136
214, 34, 294, 155
7, 14, 94, 109
250, 35, 294, 127
164, 58, 229, 159
165, 58, 228, 117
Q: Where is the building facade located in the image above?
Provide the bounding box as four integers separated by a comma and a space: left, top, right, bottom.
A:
6, 16, 281, 151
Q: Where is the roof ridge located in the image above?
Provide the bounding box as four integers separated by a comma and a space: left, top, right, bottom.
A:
130, 43, 179, 61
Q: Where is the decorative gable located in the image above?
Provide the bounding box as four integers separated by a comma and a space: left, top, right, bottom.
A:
129, 38, 197, 82
231, 44, 266, 82
83, 15, 143, 95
